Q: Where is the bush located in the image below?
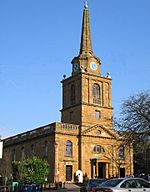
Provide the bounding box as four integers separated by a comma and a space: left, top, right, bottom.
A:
12, 156, 49, 184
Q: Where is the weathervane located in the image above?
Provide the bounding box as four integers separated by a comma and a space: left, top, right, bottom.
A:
84, 0, 88, 8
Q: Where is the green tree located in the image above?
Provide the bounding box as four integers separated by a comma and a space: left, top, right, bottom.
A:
12, 156, 49, 184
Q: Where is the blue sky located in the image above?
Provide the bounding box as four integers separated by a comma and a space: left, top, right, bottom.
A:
0, 0, 150, 138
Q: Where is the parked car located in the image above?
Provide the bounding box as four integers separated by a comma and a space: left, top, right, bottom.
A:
80, 179, 105, 192
94, 177, 150, 192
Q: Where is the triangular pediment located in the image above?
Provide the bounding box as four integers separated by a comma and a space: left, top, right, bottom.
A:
82, 124, 117, 139
91, 153, 111, 162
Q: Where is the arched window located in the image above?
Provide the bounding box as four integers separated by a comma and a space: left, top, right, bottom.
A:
93, 145, 105, 153
118, 145, 125, 160
66, 140, 72, 157
93, 83, 100, 104
70, 84, 76, 105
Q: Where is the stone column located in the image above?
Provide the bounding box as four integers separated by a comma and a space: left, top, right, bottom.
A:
106, 163, 109, 179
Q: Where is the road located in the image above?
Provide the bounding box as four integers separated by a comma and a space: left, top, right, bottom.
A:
45, 183, 81, 192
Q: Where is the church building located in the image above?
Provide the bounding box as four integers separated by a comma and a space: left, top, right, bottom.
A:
0, 1, 133, 183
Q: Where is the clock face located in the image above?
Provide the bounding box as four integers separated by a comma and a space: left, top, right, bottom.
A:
90, 62, 98, 70
74, 63, 79, 72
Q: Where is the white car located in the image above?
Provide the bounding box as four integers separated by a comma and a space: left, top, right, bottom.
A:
95, 177, 150, 192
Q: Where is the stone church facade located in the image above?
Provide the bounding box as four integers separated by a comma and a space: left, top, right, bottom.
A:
0, 2, 133, 183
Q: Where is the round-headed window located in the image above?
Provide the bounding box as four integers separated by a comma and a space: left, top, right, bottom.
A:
93, 145, 105, 153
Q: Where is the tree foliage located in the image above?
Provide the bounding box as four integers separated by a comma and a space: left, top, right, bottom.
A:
116, 89, 150, 176
12, 156, 49, 184
119, 89, 150, 134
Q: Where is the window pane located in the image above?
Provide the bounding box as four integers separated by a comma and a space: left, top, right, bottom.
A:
93, 84, 100, 99
95, 110, 101, 119
66, 140, 72, 157
119, 145, 125, 160
93, 84, 101, 104
94, 145, 105, 153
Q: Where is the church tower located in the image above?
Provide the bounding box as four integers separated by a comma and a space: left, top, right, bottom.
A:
61, 1, 113, 130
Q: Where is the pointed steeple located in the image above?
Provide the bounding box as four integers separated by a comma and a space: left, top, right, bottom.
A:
71, 1, 101, 76
80, 1, 93, 55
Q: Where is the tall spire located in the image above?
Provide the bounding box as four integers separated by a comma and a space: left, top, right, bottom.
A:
71, 1, 101, 76
80, 1, 93, 55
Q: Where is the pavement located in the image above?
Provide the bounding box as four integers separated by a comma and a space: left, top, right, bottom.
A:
44, 183, 81, 192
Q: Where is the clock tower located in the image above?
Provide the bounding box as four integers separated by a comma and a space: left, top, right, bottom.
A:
61, 1, 113, 130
